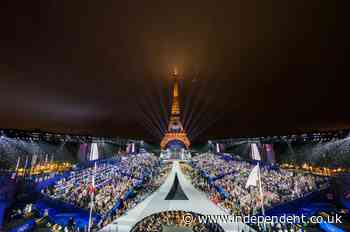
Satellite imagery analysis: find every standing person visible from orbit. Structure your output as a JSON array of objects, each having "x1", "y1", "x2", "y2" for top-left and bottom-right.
[{"x1": 68, "y1": 217, "x2": 75, "y2": 231}]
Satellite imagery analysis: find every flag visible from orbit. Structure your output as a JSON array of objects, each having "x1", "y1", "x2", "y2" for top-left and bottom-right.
[
  {"x1": 216, "y1": 143, "x2": 220, "y2": 153},
  {"x1": 264, "y1": 144, "x2": 276, "y2": 164},
  {"x1": 326, "y1": 193, "x2": 334, "y2": 200},
  {"x1": 11, "y1": 157, "x2": 21, "y2": 180},
  {"x1": 88, "y1": 162, "x2": 97, "y2": 194},
  {"x1": 88, "y1": 181, "x2": 95, "y2": 194},
  {"x1": 31, "y1": 154, "x2": 37, "y2": 167},
  {"x1": 11, "y1": 172, "x2": 17, "y2": 180},
  {"x1": 251, "y1": 143, "x2": 261, "y2": 161},
  {"x1": 90, "y1": 143, "x2": 99, "y2": 161},
  {"x1": 245, "y1": 164, "x2": 260, "y2": 188},
  {"x1": 345, "y1": 191, "x2": 350, "y2": 199},
  {"x1": 131, "y1": 143, "x2": 135, "y2": 153}
]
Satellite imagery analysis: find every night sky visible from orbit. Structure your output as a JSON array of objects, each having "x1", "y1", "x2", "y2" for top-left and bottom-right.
[{"x1": 0, "y1": 0, "x2": 348, "y2": 143}]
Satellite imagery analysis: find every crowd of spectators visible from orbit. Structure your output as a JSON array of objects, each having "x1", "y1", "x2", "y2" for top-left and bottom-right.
[
  {"x1": 131, "y1": 211, "x2": 224, "y2": 232},
  {"x1": 6, "y1": 151, "x2": 335, "y2": 232},
  {"x1": 189, "y1": 153, "x2": 330, "y2": 231},
  {"x1": 44, "y1": 153, "x2": 170, "y2": 231},
  {"x1": 98, "y1": 161, "x2": 172, "y2": 229}
]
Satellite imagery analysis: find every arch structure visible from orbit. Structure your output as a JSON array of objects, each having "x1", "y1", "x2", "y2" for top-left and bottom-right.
[{"x1": 161, "y1": 133, "x2": 190, "y2": 150}]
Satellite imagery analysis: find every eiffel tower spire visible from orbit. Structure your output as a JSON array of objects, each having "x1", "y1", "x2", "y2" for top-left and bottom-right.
[{"x1": 171, "y1": 72, "x2": 180, "y2": 116}]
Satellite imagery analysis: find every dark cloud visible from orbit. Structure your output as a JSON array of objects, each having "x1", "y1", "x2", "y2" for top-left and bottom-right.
[{"x1": 0, "y1": 0, "x2": 349, "y2": 142}]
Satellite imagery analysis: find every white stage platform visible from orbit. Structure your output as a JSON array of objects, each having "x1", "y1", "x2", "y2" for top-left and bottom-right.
[{"x1": 100, "y1": 161, "x2": 254, "y2": 232}]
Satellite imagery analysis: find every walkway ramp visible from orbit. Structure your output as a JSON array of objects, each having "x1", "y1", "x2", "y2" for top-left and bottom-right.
[{"x1": 100, "y1": 161, "x2": 253, "y2": 232}]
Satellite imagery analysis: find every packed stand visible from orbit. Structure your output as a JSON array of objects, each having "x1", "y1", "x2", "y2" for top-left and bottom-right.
[
  {"x1": 43, "y1": 153, "x2": 170, "y2": 231},
  {"x1": 131, "y1": 211, "x2": 224, "y2": 232},
  {"x1": 190, "y1": 153, "x2": 330, "y2": 216},
  {"x1": 98, "y1": 161, "x2": 172, "y2": 229}
]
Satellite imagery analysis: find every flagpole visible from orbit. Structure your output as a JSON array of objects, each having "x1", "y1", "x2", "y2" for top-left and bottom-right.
[
  {"x1": 23, "y1": 156, "x2": 27, "y2": 178},
  {"x1": 257, "y1": 162, "x2": 266, "y2": 231},
  {"x1": 88, "y1": 162, "x2": 96, "y2": 232},
  {"x1": 88, "y1": 196, "x2": 93, "y2": 232}
]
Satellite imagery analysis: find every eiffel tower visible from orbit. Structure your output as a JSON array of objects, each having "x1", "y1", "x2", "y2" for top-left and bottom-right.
[{"x1": 160, "y1": 70, "x2": 190, "y2": 150}]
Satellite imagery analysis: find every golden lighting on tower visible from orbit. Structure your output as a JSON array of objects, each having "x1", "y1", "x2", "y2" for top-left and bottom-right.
[{"x1": 160, "y1": 69, "x2": 190, "y2": 149}]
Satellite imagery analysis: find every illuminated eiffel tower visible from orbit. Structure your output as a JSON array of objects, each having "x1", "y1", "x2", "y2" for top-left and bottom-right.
[{"x1": 160, "y1": 70, "x2": 190, "y2": 150}]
